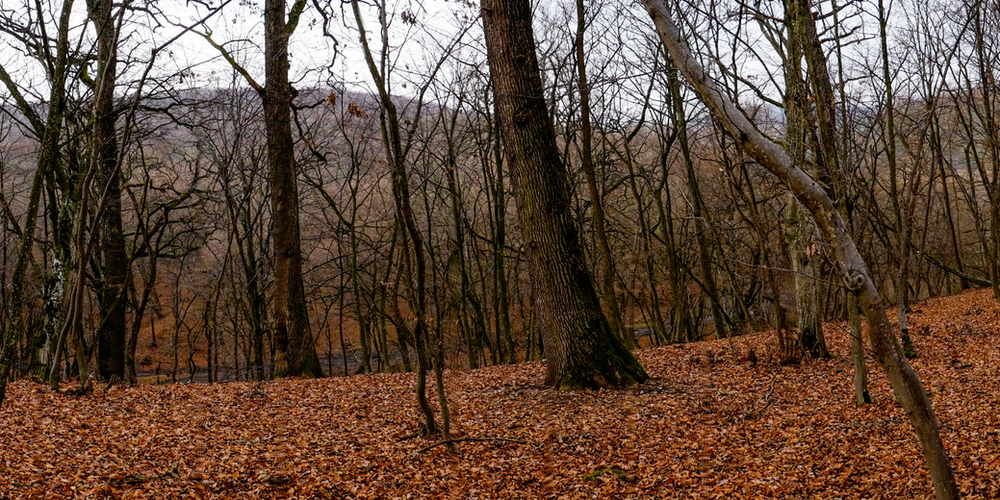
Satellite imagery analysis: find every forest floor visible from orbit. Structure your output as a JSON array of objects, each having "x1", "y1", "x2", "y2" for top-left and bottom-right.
[{"x1": 2, "y1": 289, "x2": 1000, "y2": 499}]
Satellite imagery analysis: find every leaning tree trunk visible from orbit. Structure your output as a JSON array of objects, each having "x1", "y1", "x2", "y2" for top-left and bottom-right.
[
  {"x1": 641, "y1": 1, "x2": 958, "y2": 497},
  {"x1": 482, "y1": 0, "x2": 647, "y2": 389},
  {"x1": 263, "y1": 0, "x2": 322, "y2": 378}
]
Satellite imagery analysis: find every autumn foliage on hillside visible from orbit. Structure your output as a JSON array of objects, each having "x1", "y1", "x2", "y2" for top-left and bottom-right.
[{"x1": 2, "y1": 289, "x2": 999, "y2": 499}]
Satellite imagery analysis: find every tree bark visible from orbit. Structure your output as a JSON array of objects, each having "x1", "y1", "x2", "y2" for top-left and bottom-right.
[
  {"x1": 349, "y1": 0, "x2": 446, "y2": 435},
  {"x1": 87, "y1": 0, "x2": 128, "y2": 382},
  {"x1": 876, "y1": 0, "x2": 916, "y2": 352},
  {"x1": 784, "y1": 0, "x2": 827, "y2": 359},
  {"x1": 263, "y1": 0, "x2": 322, "y2": 378},
  {"x1": 488, "y1": 104, "x2": 516, "y2": 363},
  {"x1": 482, "y1": 0, "x2": 647, "y2": 389},
  {"x1": 641, "y1": 2, "x2": 958, "y2": 497},
  {"x1": 0, "y1": 0, "x2": 75, "y2": 405}
]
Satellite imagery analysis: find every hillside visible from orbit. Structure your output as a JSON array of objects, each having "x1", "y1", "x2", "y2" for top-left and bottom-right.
[{"x1": 1, "y1": 289, "x2": 999, "y2": 499}]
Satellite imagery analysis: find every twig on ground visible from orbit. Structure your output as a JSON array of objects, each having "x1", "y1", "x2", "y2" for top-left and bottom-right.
[{"x1": 744, "y1": 370, "x2": 779, "y2": 420}]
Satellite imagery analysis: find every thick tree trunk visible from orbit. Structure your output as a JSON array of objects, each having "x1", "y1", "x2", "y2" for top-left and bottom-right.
[
  {"x1": 641, "y1": 2, "x2": 958, "y2": 497},
  {"x1": 482, "y1": 0, "x2": 647, "y2": 389},
  {"x1": 88, "y1": 0, "x2": 127, "y2": 382},
  {"x1": 784, "y1": 0, "x2": 827, "y2": 359},
  {"x1": 263, "y1": 0, "x2": 322, "y2": 378},
  {"x1": 788, "y1": 199, "x2": 826, "y2": 357}
]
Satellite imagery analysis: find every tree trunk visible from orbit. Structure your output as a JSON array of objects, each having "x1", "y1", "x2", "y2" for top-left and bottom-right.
[
  {"x1": 876, "y1": 0, "x2": 916, "y2": 353},
  {"x1": 620, "y1": 139, "x2": 668, "y2": 345},
  {"x1": 970, "y1": 6, "x2": 1000, "y2": 300},
  {"x1": 263, "y1": 0, "x2": 322, "y2": 378},
  {"x1": 489, "y1": 105, "x2": 516, "y2": 363},
  {"x1": 930, "y1": 114, "x2": 966, "y2": 291},
  {"x1": 682, "y1": 126, "x2": 728, "y2": 341},
  {"x1": 87, "y1": 0, "x2": 128, "y2": 382},
  {"x1": 349, "y1": 0, "x2": 445, "y2": 434},
  {"x1": 575, "y1": 0, "x2": 632, "y2": 349},
  {"x1": 784, "y1": 0, "x2": 827, "y2": 359},
  {"x1": 482, "y1": 0, "x2": 647, "y2": 389},
  {"x1": 641, "y1": 2, "x2": 958, "y2": 497},
  {"x1": 830, "y1": 0, "x2": 869, "y2": 400},
  {"x1": 0, "y1": 0, "x2": 75, "y2": 406}
]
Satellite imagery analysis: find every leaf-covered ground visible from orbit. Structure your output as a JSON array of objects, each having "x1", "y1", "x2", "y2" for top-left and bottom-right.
[{"x1": 2, "y1": 289, "x2": 1000, "y2": 499}]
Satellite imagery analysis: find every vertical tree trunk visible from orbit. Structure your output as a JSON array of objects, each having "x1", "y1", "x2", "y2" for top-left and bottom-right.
[
  {"x1": 972, "y1": 5, "x2": 1000, "y2": 300},
  {"x1": 263, "y1": 0, "x2": 322, "y2": 378},
  {"x1": 682, "y1": 129, "x2": 728, "y2": 341},
  {"x1": 445, "y1": 115, "x2": 490, "y2": 369},
  {"x1": 876, "y1": 0, "x2": 915, "y2": 349},
  {"x1": 621, "y1": 140, "x2": 668, "y2": 344},
  {"x1": 575, "y1": 0, "x2": 632, "y2": 349},
  {"x1": 0, "y1": 0, "x2": 75, "y2": 406},
  {"x1": 350, "y1": 226, "x2": 372, "y2": 374},
  {"x1": 787, "y1": 198, "x2": 825, "y2": 357},
  {"x1": 349, "y1": 0, "x2": 446, "y2": 435},
  {"x1": 662, "y1": 72, "x2": 695, "y2": 343},
  {"x1": 796, "y1": 0, "x2": 841, "y2": 364},
  {"x1": 785, "y1": 0, "x2": 827, "y2": 358},
  {"x1": 739, "y1": 159, "x2": 793, "y2": 362},
  {"x1": 831, "y1": 0, "x2": 869, "y2": 401},
  {"x1": 641, "y1": 2, "x2": 958, "y2": 497},
  {"x1": 665, "y1": 63, "x2": 731, "y2": 343},
  {"x1": 480, "y1": 100, "x2": 516, "y2": 363},
  {"x1": 87, "y1": 0, "x2": 127, "y2": 382},
  {"x1": 482, "y1": 0, "x2": 647, "y2": 389},
  {"x1": 655, "y1": 153, "x2": 689, "y2": 344}
]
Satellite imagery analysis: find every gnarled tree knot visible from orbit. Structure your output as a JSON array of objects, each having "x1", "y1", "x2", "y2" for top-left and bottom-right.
[{"x1": 845, "y1": 270, "x2": 866, "y2": 292}]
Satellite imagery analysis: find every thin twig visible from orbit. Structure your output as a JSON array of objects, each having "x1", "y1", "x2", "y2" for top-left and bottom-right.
[{"x1": 744, "y1": 370, "x2": 780, "y2": 420}]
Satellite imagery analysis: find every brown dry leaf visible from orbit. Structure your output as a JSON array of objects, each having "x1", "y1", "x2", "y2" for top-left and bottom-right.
[{"x1": 1, "y1": 289, "x2": 999, "y2": 498}]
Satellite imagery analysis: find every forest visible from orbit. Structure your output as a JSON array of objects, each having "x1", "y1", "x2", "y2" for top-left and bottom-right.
[{"x1": 0, "y1": 0, "x2": 998, "y2": 497}]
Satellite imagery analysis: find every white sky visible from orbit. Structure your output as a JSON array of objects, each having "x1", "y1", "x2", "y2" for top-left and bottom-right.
[
  {"x1": 0, "y1": 0, "x2": 978, "y2": 126},
  {"x1": 0, "y1": 0, "x2": 477, "y2": 104}
]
